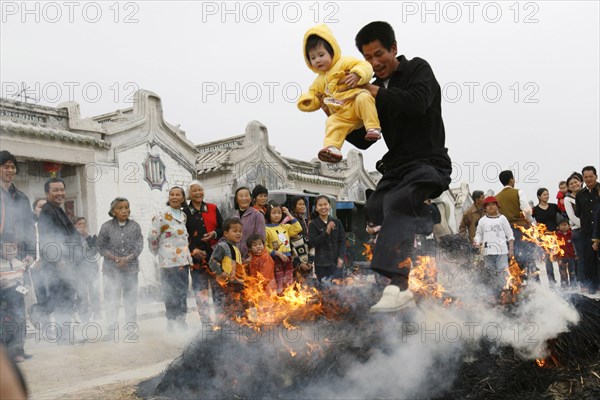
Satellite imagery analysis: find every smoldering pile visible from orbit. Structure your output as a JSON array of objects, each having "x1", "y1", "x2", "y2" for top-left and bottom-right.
[
  {"x1": 138, "y1": 279, "x2": 600, "y2": 400},
  {"x1": 447, "y1": 294, "x2": 600, "y2": 400}
]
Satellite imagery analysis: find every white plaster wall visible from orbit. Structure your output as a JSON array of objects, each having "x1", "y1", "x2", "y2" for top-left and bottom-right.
[{"x1": 93, "y1": 143, "x2": 193, "y2": 287}]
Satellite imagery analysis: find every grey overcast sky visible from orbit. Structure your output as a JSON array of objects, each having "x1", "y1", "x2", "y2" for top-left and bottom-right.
[{"x1": 1, "y1": 0, "x2": 599, "y2": 203}]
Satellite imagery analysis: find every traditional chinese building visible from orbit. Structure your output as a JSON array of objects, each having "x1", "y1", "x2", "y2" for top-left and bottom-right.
[
  {"x1": 1, "y1": 88, "x2": 472, "y2": 288},
  {"x1": 0, "y1": 90, "x2": 197, "y2": 286},
  {"x1": 195, "y1": 120, "x2": 378, "y2": 217}
]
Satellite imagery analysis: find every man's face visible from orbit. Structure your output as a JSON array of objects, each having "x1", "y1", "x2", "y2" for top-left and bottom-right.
[
  {"x1": 583, "y1": 170, "x2": 597, "y2": 188},
  {"x1": 474, "y1": 195, "x2": 485, "y2": 208},
  {"x1": 46, "y1": 181, "x2": 66, "y2": 206},
  {"x1": 0, "y1": 161, "x2": 17, "y2": 185},
  {"x1": 361, "y1": 40, "x2": 398, "y2": 80}
]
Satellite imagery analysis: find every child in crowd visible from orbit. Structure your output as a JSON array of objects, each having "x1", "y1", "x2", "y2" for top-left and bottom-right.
[
  {"x1": 208, "y1": 218, "x2": 245, "y2": 316},
  {"x1": 556, "y1": 181, "x2": 568, "y2": 218},
  {"x1": 297, "y1": 24, "x2": 381, "y2": 163},
  {"x1": 474, "y1": 196, "x2": 515, "y2": 292},
  {"x1": 556, "y1": 218, "x2": 577, "y2": 288},
  {"x1": 265, "y1": 202, "x2": 303, "y2": 294},
  {"x1": 246, "y1": 234, "x2": 276, "y2": 294}
]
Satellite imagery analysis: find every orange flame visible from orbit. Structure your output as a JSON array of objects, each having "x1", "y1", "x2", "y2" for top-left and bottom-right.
[
  {"x1": 501, "y1": 257, "x2": 527, "y2": 304},
  {"x1": 517, "y1": 223, "x2": 565, "y2": 261},
  {"x1": 362, "y1": 243, "x2": 373, "y2": 261},
  {"x1": 408, "y1": 256, "x2": 448, "y2": 301},
  {"x1": 536, "y1": 358, "x2": 546, "y2": 368}
]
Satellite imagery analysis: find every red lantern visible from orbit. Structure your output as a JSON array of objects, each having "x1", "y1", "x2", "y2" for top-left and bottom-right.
[{"x1": 43, "y1": 162, "x2": 62, "y2": 177}]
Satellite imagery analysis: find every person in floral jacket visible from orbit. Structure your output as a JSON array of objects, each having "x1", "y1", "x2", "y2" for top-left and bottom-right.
[{"x1": 148, "y1": 186, "x2": 193, "y2": 331}]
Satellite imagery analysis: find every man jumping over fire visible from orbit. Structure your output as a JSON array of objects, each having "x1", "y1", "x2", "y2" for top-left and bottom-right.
[{"x1": 345, "y1": 21, "x2": 452, "y2": 313}]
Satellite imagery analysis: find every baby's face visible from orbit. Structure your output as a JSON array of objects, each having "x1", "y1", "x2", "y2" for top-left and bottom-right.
[
  {"x1": 250, "y1": 240, "x2": 264, "y2": 255},
  {"x1": 559, "y1": 184, "x2": 568, "y2": 194},
  {"x1": 308, "y1": 43, "x2": 333, "y2": 72}
]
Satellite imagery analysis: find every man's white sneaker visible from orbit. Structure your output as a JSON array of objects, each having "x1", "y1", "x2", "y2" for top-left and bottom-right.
[{"x1": 370, "y1": 285, "x2": 415, "y2": 313}]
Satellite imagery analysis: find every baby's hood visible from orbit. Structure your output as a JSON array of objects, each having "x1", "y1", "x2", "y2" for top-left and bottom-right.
[{"x1": 302, "y1": 24, "x2": 341, "y2": 73}]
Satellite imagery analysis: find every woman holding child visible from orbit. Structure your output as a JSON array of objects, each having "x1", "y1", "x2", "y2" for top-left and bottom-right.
[{"x1": 148, "y1": 186, "x2": 192, "y2": 331}]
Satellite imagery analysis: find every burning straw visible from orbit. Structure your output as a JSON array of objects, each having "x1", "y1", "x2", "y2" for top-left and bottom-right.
[{"x1": 140, "y1": 236, "x2": 598, "y2": 399}]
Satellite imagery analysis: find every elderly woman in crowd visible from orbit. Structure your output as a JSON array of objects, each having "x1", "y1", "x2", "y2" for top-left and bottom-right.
[
  {"x1": 233, "y1": 187, "x2": 266, "y2": 259},
  {"x1": 183, "y1": 180, "x2": 223, "y2": 322},
  {"x1": 97, "y1": 197, "x2": 143, "y2": 329},
  {"x1": 148, "y1": 186, "x2": 193, "y2": 331}
]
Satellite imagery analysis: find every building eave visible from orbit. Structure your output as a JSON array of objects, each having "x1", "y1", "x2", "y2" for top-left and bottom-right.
[{"x1": 1, "y1": 120, "x2": 111, "y2": 149}]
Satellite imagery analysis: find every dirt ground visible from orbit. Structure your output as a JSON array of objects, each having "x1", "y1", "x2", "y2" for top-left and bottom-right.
[{"x1": 18, "y1": 303, "x2": 202, "y2": 400}]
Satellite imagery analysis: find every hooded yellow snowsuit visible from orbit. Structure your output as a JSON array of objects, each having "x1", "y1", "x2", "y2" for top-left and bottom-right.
[{"x1": 297, "y1": 24, "x2": 380, "y2": 150}]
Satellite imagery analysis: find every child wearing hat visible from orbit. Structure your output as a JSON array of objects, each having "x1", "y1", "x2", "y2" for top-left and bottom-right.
[{"x1": 473, "y1": 196, "x2": 515, "y2": 291}]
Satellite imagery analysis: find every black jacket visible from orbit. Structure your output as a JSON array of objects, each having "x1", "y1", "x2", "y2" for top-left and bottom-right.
[
  {"x1": 38, "y1": 202, "x2": 82, "y2": 267},
  {"x1": 309, "y1": 216, "x2": 345, "y2": 267},
  {"x1": 575, "y1": 183, "x2": 600, "y2": 235},
  {"x1": 346, "y1": 55, "x2": 451, "y2": 172},
  {"x1": 0, "y1": 184, "x2": 35, "y2": 259}
]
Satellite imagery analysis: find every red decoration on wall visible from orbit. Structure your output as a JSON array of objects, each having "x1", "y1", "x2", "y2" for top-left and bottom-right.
[{"x1": 43, "y1": 162, "x2": 62, "y2": 177}]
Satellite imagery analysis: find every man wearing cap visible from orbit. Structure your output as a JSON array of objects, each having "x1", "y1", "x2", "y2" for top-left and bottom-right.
[{"x1": 474, "y1": 196, "x2": 514, "y2": 291}]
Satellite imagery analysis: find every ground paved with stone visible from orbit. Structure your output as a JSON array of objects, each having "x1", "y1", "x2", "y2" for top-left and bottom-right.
[
  {"x1": 17, "y1": 263, "x2": 600, "y2": 399},
  {"x1": 18, "y1": 301, "x2": 202, "y2": 400}
]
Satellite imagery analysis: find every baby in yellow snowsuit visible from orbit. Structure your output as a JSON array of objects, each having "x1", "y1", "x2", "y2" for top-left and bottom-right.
[{"x1": 297, "y1": 24, "x2": 381, "y2": 163}]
